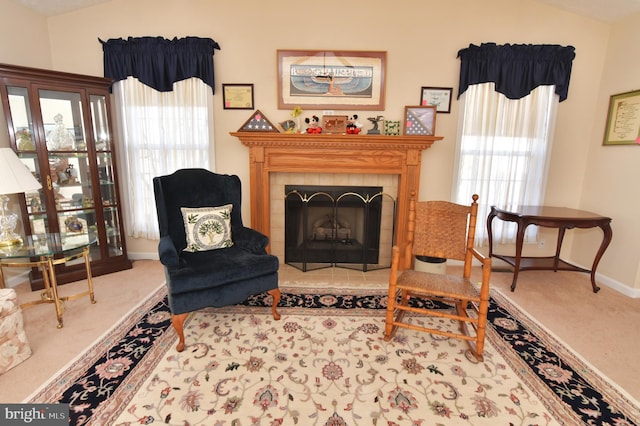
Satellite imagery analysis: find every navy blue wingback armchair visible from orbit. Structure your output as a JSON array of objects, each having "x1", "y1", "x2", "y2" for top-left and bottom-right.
[{"x1": 153, "y1": 169, "x2": 281, "y2": 351}]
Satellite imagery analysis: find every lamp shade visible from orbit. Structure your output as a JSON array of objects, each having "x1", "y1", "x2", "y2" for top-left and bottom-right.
[{"x1": 0, "y1": 148, "x2": 42, "y2": 195}]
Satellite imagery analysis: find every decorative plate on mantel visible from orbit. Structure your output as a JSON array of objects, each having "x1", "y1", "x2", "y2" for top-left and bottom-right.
[{"x1": 237, "y1": 109, "x2": 279, "y2": 132}]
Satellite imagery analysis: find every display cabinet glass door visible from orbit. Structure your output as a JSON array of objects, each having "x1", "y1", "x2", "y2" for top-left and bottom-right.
[
  {"x1": 91, "y1": 94, "x2": 124, "y2": 257},
  {"x1": 6, "y1": 85, "x2": 48, "y2": 237},
  {"x1": 1, "y1": 65, "x2": 131, "y2": 289},
  {"x1": 39, "y1": 89, "x2": 100, "y2": 266}
]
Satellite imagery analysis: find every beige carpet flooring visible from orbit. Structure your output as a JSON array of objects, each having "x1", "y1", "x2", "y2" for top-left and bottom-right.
[{"x1": 1, "y1": 259, "x2": 639, "y2": 405}]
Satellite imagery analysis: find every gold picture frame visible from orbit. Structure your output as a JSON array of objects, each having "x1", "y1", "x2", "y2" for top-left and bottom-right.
[
  {"x1": 603, "y1": 89, "x2": 640, "y2": 146},
  {"x1": 277, "y1": 50, "x2": 386, "y2": 110},
  {"x1": 223, "y1": 83, "x2": 254, "y2": 110},
  {"x1": 404, "y1": 106, "x2": 436, "y2": 136}
]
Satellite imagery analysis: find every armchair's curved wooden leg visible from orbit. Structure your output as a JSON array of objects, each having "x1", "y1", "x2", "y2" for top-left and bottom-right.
[
  {"x1": 268, "y1": 288, "x2": 281, "y2": 320},
  {"x1": 171, "y1": 313, "x2": 189, "y2": 352}
]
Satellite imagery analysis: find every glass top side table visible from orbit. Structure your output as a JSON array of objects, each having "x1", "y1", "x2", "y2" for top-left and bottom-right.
[{"x1": 0, "y1": 233, "x2": 97, "y2": 328}]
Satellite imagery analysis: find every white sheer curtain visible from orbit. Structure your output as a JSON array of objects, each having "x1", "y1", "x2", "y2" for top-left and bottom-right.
[
  {"x1": 113, "y1": 77, "x2": 214, "y2": 239},
  {"x1": 452, "y1": 83, "x2": 558, "y2": 245}
]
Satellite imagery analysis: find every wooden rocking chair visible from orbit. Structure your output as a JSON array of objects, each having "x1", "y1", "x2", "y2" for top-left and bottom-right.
[{"x1": 384, "y1": 194, "x2": 491, "y2": 361}]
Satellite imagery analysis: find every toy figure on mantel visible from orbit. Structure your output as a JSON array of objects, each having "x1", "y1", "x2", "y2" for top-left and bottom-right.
[
  {"x1": 304, "y1": 115, "x2": 322, "y2": 134},
  {"x1": 346, "y1": 114, "x2": 363, "y2": 134},
  {"x1": 367, "y1": 115, "x2": 384, "y2": 135}
]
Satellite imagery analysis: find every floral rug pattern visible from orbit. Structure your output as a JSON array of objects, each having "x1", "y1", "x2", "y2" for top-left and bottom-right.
[{"x1": 28, "y1": 286, "x2": 639, "y2": 425}]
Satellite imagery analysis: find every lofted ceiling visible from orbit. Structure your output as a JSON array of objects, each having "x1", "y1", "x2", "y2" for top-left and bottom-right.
[
  {"x1": 12, "y1": 0, "x2": 110, "y2": 16},
  {"x1": 10, "y1": 0, "x2": 640, "y2": 22},
  {"x1": 533, "y1": 0, "x2": 640, "y2": 22}
]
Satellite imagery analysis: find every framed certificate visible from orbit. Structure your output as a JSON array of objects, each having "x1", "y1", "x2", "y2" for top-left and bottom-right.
[
  {"x1": 603, "y1": 89, "x2": 640, "y2": 145},
  {"x1": 223, "y1": 84, "x2": 254, "y2": 110},
  {"x1": 420, "y1": 86, "x2": 453, "y2": 113}
]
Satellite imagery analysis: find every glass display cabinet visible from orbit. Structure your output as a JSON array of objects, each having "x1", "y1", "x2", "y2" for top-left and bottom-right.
[{"x1": 0, "y1": 63, "x2": 131, "y2": 290}]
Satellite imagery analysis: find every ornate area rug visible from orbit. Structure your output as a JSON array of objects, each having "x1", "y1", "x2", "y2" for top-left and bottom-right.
[{"x1": 27, "y1": 285, "x2": 639, "y2": 425}]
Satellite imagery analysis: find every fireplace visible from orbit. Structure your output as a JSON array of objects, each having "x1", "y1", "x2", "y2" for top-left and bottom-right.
[
  {"x1": 232, "y1": 132, "x2": 442, "y2": 268},
  {"x1": 284, "y1": 185, "x2": 395, "y2": 271}
]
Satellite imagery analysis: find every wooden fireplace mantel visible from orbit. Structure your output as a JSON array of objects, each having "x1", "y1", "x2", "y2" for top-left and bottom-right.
[{"x1": 231, "y1": 132, "x2": 443, "y2": 266}]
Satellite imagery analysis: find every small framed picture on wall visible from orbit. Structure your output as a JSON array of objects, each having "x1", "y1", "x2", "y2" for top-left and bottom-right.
[
  {"x1": 223, "y1": 84, "x2": 254, "y2": 110},
  {"x1": 420, "y1": 87, "x2": 453, "y2": 113},
  {"x1": 602, "y1": 89, "x2": 640, "y2": 145}
]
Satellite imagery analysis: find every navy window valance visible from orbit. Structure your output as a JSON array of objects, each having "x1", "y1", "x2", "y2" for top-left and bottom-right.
[
  {"x1": 100, "y1": 36, "x2": 221, "y2": 93},
  {"x1": 457, "y1": 43, "x2": 576, "y2": 102}
]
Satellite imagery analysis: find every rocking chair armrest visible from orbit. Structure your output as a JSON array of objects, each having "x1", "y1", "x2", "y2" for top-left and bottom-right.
[
  {"x1": 158, "y1": 235, "x2": 180, "y2": 267},
  {"x1": 471, "y1": 247, "x2": 492, "y2": 269}
]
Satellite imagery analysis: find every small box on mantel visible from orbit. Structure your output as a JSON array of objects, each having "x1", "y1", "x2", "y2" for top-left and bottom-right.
[{"x1": 384, "y1": 120, "x2": 401, "y2": 136}]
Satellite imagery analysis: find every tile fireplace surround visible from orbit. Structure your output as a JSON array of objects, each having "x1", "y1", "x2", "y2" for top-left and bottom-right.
[{"x1": 232, "y1": 132, "x2": 443, "y2": 268}]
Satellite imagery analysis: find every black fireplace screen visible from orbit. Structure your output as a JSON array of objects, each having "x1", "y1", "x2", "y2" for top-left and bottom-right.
[{"x1": 284, "y1": 185, "x2": 396, "y2": 272}]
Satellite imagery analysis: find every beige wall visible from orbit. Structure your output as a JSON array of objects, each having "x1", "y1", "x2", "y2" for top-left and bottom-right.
[
  {"x1": 0, "y1": 0, "x2": 52, "y2": 148},
  {"x1": 579, "y1": 12, "x2": 640, "y2": 290},
  {"x1": 1, "y1": 0, "x2": 638, "y2": 293}
]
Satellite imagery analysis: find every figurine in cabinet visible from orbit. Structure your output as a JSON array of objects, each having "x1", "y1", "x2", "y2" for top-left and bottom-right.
[
  {"x1": 47, "y1": 113, "x2": 75, "y2": 150},
  {"x1": 49, "y1": 158, "x2": 77, "y2": 186}
]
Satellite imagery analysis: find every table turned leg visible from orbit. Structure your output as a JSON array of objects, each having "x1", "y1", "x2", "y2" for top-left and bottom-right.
[
  {"x1": 486, "y1": 209, "x2": 496, "y2": 258},
  {"x1": 510, "y1": 221, "x2": 528, "y2": 292},
  {"x1": 589, "y1": 221, "x2": 613, "y2": 293},
  {"x1": 553, "y1": 226, "x2": 568, "y2": 271}
]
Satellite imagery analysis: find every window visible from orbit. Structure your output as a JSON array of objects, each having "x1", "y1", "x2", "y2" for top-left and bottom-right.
[
  {"x1": 453, "y1": 83, "x2": 558, "y2": 245},
  {"x1": 113, "y1": 77, "x2": 213, "y2": 239}
]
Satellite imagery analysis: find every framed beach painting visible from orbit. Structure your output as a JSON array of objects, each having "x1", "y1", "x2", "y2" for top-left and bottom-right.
[{"x1": 277, "y1": 50, "x2": 386, "y2": 110}]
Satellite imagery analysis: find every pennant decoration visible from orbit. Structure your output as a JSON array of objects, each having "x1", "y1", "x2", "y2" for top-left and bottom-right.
[{"x1": 238, "y1": 110, "x2": 279, "y2": 132}]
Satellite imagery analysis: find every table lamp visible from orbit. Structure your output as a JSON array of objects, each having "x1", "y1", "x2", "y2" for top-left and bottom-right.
[{"x1": 0, "y1": 148, "x2": 42, "y2": 247}]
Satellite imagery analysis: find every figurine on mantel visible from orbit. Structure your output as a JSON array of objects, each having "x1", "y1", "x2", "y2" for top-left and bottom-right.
[
  {"x1": 346, "y1": 114, "x2": 363, "y2": 134},
  {"x1": 279, "y1": 120, "x2": 296, "y2": 133},
  {"x1": 367, "y1": 116, "x2": 384, "y2": 135},
  {"x1": 304, "y1": 115, "x2": 322, "y2": 134}
]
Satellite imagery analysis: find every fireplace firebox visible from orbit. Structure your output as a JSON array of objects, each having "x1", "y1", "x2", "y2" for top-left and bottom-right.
[{"x1": 285, "y1": 185, "x2": 396, "y2": 272}]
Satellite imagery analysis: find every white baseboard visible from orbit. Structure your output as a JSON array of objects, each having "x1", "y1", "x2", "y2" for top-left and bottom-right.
[
  {"x1": 127, "y1": 251, "x2": 159, "y2": 260},
  {"x1": 465, "y1": 258, "x2": 639, "y2": 298},
  {"x1": 594, "y1": 272, "x2": 640, "y2": 298},
  {"x1": 558, "y1": 259, "x2": 640, "y2": 298}
]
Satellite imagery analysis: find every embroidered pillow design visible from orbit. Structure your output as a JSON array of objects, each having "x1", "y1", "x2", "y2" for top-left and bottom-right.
[{"x1": 181, "y1": 205, "x2": 233, "y2": 252}]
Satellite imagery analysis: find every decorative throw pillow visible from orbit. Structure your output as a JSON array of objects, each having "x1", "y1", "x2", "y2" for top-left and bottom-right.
[{"x1": 181, "y1": 205, "x2": 234, "y2": 252}]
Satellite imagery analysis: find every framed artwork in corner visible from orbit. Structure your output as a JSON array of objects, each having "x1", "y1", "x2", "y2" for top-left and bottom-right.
[
  {"x1": 602, "y1": 89, "x2": 640, "y2": 146},
  {"x1": 420, "y1": 87, "x2": 453, "y2": 113},
  {"x1": 404, "y1": 106, "x2": 437, "y2": 136},
  {"x1": 223, "y1": 84, "x2": 254, "y2": 110},
  {"x1": 277, "y1": 49, "x2": 386, "y2": 110}
]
